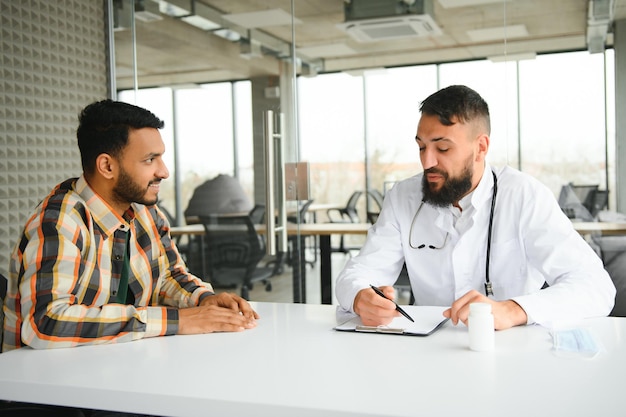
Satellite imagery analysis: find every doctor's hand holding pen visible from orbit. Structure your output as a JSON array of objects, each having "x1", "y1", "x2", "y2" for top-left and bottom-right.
[{"x1": 353, "y1": 285, "x2": 403, "y2": 326}]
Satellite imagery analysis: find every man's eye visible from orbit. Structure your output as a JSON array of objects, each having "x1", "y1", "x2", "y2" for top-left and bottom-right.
[{"x1": 438, "y1": 148, "x2": 449, "y2": 152}]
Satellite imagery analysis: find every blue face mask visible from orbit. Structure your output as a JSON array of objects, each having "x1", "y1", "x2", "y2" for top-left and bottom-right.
[{"x1": 550, "y1": 328, "x2": 601, "y2": 358}]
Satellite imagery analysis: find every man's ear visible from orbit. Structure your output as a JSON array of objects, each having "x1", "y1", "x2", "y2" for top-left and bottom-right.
[
  {"x1": 476, "y1": 133, "x2": 490, "y2": 162},
  {"x1": 95, "y1": 153, "x2": 117, "y2": 180}
]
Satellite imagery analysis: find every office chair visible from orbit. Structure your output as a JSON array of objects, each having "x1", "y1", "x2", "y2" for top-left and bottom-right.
[
  {"x1": 327, "y1": 190, "x2": 363, "y2": 254},
  {"x1": 248, "y1": 204, "x2": 266, "y2": 224},
  {"x1": 366, "y1": 189, "x2": 384, "y2": 225},
  {"x1": 558, "y1": 184, "x2": 595, "y2": 221},
  {"x1": 199, "y1": 214, "x2": 275, "y2": 300},
  {"x1": 590, "y1": 190, "x2": 609, "y2": 218}
]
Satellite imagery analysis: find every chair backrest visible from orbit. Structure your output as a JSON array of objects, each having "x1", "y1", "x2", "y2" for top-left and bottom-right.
[
  {"x1": 343, "y1": 191, "x2": 363, "y2": 222},
  {"x1": 367, "y1": 211, "x2": 379, "y2": 224},
  {"x1": 288, "y1": 199, "x2": 314, "y2": 224},
  {"x1": 199, "y1": 214, "x2": 265, "y2": 275},
  {"x1": 591, "y1": 190, "x2": 609, "y2": 218},
  {"x1": 248, "y1": 204, "x2": 266, "y2": 224},
  {"x1": 366, "y1": 189, "x2": 384, "y2": 223},
  {"x1": 558, "y1": 183, "x2": 594, "y2": 221},
  {"x1": 568, "y1": 184, "x2": 599, "y2": 214},
  {"x1": 367, "y1": 189, "x2": 384, "y2": 211}
]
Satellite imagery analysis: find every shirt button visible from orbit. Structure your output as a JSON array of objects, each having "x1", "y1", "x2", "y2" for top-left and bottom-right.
[
  {"x1": 112, "y1": 290, "x2": 117, "y2": 295},
  {"x1": 115, "y1": 255, "x2": 122, "y2": 260}
]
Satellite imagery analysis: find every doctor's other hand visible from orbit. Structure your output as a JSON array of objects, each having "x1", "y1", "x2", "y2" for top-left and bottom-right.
[
  {"x1": 353, "y1": 285, "x2": 399, "y2": 326},
  {"x1": 442, "y1": 290, "x2": 528, "y2": 330}
]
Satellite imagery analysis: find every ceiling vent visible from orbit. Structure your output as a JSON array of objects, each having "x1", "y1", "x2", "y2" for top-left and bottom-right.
[
  {"x1": 586, "y1": 0, "x2": 615, "y2": 53},
  {"x1": 337, "y1": 0, "x2": 441, "y2": 42}
]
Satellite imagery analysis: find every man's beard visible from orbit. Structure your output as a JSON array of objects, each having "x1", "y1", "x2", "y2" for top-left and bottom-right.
[
  {"x1": 421, "y1": 158, "x2": 473, "y2": 207},
  {"x1": 113, "y1": 166, "x2": 160, "y2": 207}
]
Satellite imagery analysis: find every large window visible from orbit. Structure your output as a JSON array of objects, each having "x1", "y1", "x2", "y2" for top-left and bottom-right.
[
  {"x1": 297, "y1": 72, "x2": 365, "y2": 219},
  {"x1": 439, "y1": 59, "x2": 520, "y2": 169},
  {"x1": 121, "y1": 50, "x2": 615, "y2": 222},
  {"x1": 297, "y1": 50, "x2": 614, "y2": 212},
  {"x1": 363, "y1": 66, "x2": 437, "y2": 195},
  {"x1": 518, "y1": 51, "x2": 610, "y2": 195}
]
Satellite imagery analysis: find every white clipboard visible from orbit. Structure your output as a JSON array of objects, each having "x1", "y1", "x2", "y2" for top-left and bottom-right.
[{"x1": 334, "y1": 306, "x2": 449, "y2": 336}]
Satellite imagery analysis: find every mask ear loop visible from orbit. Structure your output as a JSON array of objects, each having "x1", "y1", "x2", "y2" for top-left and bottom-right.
[{"x1": 484, "y1": 170, "x2": 498, "y2": 297}]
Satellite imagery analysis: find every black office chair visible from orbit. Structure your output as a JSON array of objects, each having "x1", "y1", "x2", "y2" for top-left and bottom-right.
[
  {"x1": 366, "y1": 189, "x2": 384, "y2": 225},
  {"x1": 327, "y1": 191, "x2": 363, "y2": 254},
  {"x1": 590, "y1": 190, "x2": 609, "y2": 218},
  {"x1": 199, "y1": 214, "x2": 275, "y2": 300},
  {"x1": 248, "y1": 204, "x2": 266, "y2": 224}
]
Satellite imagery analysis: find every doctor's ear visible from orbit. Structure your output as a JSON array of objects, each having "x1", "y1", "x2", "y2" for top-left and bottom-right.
[
  {"x1": 95, "y1": 153, "x2": 117, "y2": 180},
  {"x1": 476, "y1": 134, "x2": 489, "y2": 160}
]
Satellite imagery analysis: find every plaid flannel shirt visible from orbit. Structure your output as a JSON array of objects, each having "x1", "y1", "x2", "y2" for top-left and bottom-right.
[{"x1": 2, "y1": 175, "x2": 214, "y2": 351}]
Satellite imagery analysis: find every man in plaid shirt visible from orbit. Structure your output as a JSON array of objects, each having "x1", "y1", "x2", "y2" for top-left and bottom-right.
[{"x1": 3, "y1": 99, "x2": 258, "y2": 352}]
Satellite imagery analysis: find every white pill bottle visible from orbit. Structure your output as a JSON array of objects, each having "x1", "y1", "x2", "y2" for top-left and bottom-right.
[{"x1": 468, "y1": 302, "x2": 495, "y2": 352}]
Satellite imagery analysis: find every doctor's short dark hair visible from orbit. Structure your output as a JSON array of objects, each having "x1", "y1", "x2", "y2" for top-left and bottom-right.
[
  {"x1": 420, "y1": 85, "x2": 491, "y2": 134},
  {"x1": 76, "y1": 99, "x2": 165, "y2": 175}
]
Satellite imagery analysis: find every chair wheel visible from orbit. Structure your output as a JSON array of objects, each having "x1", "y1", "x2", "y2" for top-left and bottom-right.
[{"x1": 265, "y1": 282, "x2": 272, "y2": 291}]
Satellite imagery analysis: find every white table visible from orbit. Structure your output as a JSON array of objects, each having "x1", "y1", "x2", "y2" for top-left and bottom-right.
[{"x1": 1, "y1": 302, "x2": 624, "y2": 417}]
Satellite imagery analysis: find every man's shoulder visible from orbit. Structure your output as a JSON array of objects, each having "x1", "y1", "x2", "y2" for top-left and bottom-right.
[
  {"x1": 493, "y1": 165, "x2": 554, "y2": 201},
  {"x1": 39, "y1": 177, "x2": 86, "y2": 214},
  {"x1": 495, "y1": 165, "x2": 546, "y2": 187}
]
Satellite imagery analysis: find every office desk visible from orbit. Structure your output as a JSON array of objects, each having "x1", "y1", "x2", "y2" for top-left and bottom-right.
[
  {"x1": 0, "y1": 302, "x2": 624, "y2": 417},
  {"x1": 171, "y1": 221, "x2": 626, "y2": 305},
  {"x1": 572, "y1": 221, "x2": 626, "y2": 236},
  {"x1": 171, "y1": 223, "x2": 370, "y2": 305}
]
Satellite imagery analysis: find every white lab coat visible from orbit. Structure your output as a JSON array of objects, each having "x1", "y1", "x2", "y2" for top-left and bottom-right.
[{"x1": 335, "y1": 164, "x2": 616, "y2": 325}]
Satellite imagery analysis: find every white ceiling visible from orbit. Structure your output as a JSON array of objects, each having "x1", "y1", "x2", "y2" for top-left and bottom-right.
[{"x1": 114, "y1": 0, "x2": 626, "y2": 89}]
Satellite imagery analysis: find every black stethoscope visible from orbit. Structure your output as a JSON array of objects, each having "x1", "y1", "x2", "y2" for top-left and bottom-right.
[
  {"x1": 411, "y1": 170, "x2": 498, "y2": 297},
  {"x1": 484, "y1": 170, "x2": 498, "y2": 297}
]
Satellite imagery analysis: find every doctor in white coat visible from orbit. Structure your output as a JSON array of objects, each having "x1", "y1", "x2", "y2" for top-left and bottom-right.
[{"x1": 335, "y1": 85, "x2": 615, "y2": 330}]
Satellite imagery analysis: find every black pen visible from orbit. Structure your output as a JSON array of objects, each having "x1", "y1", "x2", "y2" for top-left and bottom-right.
[{"x1": 369, "y1": 284, "x2": 414, "y2": 322}]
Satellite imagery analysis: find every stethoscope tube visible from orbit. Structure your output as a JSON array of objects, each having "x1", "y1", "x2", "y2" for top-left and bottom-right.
[{"x1": 484, "y1": 170, "x2": 498, "y2": 297}]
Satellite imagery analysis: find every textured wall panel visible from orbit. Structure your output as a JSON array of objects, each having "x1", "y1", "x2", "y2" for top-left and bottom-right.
[{"x1": 0, "y1": 0, "x2": 107, "y2": 276}]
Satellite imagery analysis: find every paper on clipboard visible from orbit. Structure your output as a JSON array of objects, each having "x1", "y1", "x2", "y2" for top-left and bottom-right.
[{"x1": 334, "y1": 306, "x2": 449, "y2": 336}]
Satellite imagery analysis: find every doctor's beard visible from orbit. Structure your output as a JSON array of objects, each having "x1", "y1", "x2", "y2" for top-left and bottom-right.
[{"x1": 421, "y1": 157, "x2": 473, "y2": 208}]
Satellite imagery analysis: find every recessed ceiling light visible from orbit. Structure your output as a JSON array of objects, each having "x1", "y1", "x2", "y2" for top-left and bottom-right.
[
  {"x1": 488, "y1": 52, "x2": 536, "y2": 62},
  {"x1": 222, "y1": 9, "x2": 302, "y2": 29},
  {"x1": 298, "y1": 44, "x2": 357, "y2": 58},
  {"x1": 467, "y1": 24, "x2": 528, "y2": 42},
  {"x1": 438, "y1": 0, "x2": 512, "y2": 8}
]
